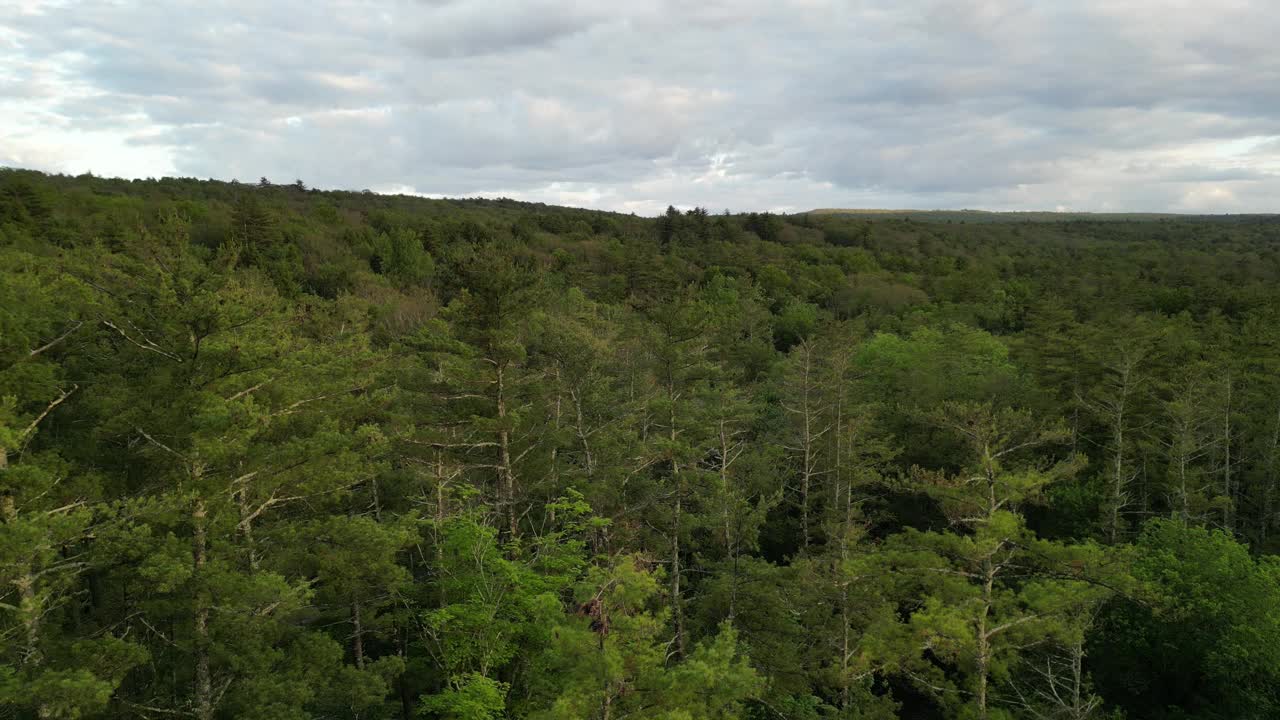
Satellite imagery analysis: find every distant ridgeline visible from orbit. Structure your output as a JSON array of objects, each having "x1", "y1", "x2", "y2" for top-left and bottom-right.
[
  {"x1": 4, "y1": 166, "x2": 1280, "y2": 720},
  {"x1": 809, "y1": 207, "x2": 1280, "y2": 223}
]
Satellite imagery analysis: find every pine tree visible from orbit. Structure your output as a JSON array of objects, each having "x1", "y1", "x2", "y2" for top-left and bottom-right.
[
  {"x1": 634, "y1": 294, "x2": 718, "y2": 658},
  {"x1": 886, "y1": 403, "x2": 1105, "y2": 720},
  {"x1": 1077, "y1": 320, "x2": 1158, "y2": 543},
  {"x1": 528, "y1": 555, "x2": 761, "y2": 720}
]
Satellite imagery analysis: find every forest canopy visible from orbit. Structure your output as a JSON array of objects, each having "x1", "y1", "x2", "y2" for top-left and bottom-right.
[{"x1": 4, "y1": 168, "x2": 1280, "y2": 719}]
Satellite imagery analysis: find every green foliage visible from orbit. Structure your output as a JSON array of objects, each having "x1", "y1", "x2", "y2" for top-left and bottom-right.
[
  {"x1": 1091, "y1": 520, "x2": 1280, "y2": 719},
  {"x1": 4, "y1": 168, "x2": 1280, "y2": 720},
  {"x1": 421, "y1": 673, "x2": 509, "y2": 720},
  {"x1": 877, "y1": 403, "x2": 1104, "y2": 719},
  {"x1": 528, "y1": 557, "x2": 761, "y2": 720}
]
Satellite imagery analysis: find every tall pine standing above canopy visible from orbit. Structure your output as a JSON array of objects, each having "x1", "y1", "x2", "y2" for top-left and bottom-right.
[{"x1": 884, "y1": 403, "x2": 1110, "y2": 720}]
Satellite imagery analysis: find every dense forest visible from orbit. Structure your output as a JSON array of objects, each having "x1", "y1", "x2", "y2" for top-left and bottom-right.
[{"x1": 5, "y1": 167, "x2": 1280, "y2": 720}]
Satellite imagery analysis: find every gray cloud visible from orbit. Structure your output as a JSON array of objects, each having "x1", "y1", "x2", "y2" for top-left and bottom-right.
[
  {"x1": 3, "y1": 0, "x2": 1280, "y2": 213},
  {"x1": 397, "y1": 0, "x2": 611, "y2": 58}
]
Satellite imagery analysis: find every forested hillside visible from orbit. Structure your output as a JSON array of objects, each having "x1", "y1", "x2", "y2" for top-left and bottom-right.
[{"x1": 5, "y1": 167, "x2": 1280, "y2": 720}]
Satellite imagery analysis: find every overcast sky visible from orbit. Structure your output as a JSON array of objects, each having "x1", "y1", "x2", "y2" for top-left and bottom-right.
[{"x1": 3, "y1": 1, "x2": 1279, "y2": 214}]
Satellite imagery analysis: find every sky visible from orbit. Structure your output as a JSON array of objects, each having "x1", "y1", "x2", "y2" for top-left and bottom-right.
[{"x1": 2, "y1": 1, "x2": 1279, "y2": 215}]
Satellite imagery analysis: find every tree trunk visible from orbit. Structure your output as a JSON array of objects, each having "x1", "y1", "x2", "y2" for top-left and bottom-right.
[
  {"x1": 1222, "y1": 372, "x2": 1234, "y2": 533},
  {"x1": 800, "y1": 346, "x2": 814, "y2": 549},
  {"x1": 2, "y1": 493, "x2": 43, "y2": 670},
  {"x1": 550, "y1": 369, "x2": 562, "y2": 486},
  {"x1": 1070, "y1": 639, "x2": 1086, "y2": 720},
  {"x1": 352, "y1": 598, "x2": 365, "y2": 670},
  {"x1": 717, "y1": 417, "x2": 738, "y2": 621},
  {"x1": 434, "y1": 446, "x2": 449, "y2": 605},
  {"x1": 572, "y1": 390, "x2": 595, "y2": 480},
  {"x1": 1177, "y1": 451, "x2": 1190, "y2": 524},
  {"x1": 833, "y1": 379, "x2": 851, "y2": 710},
  {"x1": 193, "y1": 493, "x2": 213, "y2": 720},
  {"x1": 976, "y1": 562, "x2": 994, "y2": 720},
  {"x1": 669, "y1": 388, "x2": 686, "y2": 659},
  {"x1": 235, "y1": 488, "x2": 260, "y2": 571},
  {"x1": 495, "y1": 364, "x2": 518, "y2": 539},
  {"x1": 1107, "y1": 368, "x2": 1130, "y2": 544},
  {"x1": 1264, "y1": 402, "x2": 1280, "y2": 542},
  {"x1": 975, "y1": 458, "x2": 1002, "y2": 720}
]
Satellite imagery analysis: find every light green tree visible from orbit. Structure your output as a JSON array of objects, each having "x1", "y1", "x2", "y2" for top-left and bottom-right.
[
  {"x1": 529, "y1": 555, "x2": 761, "y2": 720},
  {"x1": 886, "y1": 403, "x2": 1107, "y2": 720}
]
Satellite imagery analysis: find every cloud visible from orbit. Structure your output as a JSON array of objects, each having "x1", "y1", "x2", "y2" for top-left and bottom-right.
[
  {"x1": 397, "y1": 0, "x2": 612, "y2": 58},
  {"x1": 3, "y1": 0, "x2": 1280, "y2": 212}
]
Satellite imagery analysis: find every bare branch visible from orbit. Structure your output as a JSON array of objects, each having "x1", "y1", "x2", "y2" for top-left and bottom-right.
[
  {"x1": 102, "y1": 320, "x2": 183, "y2": 362},
  {"x1": 28, "y1": 320, "x2": 84, "y2": 359},
  {"x1": 17, "y1": 385, "x2": 78, "y2": 450},
  {"x1": 986, "y1": 613, "x2": 1040, "y2": 639},
  {"x1": 403, "y1": 439, "x2": 501, "y2": 449},
  {"x1": 268, "y1": 386, "x2": 366, "y2": 417},
  {"x1": 226, "y1": 380, "x2": 270, "y2": 402},
  {"x1": 135, "y1": 426, "x2": 186, "y2": 461}
]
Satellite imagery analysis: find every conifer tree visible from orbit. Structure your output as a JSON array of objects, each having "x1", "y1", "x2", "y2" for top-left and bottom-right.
[{"x1": 886, "y1": 403, "x2": 1105, "y2": 720}]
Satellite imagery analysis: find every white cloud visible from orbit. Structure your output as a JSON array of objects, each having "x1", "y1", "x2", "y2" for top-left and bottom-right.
[{"x1": 3, "y1": 0, "x2": 1280, "y2": 212}]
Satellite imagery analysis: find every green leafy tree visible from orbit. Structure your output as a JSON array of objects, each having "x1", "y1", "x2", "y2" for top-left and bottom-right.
[
  {"x1": 0, "y1": 243, "x2": 145, "y2": 719},
  {"x1": 75, "y1": 216, "x2": 387, "y2": 719},
  {"x1": 885, "y1": 403, "x2": 1105, "y2": 720},
  {"x1": 1091, "y1": 520, "x2": 1280, "y2": 719},
  {"x1": 633, "y1": 294, "x2": 720, "y2": 658},
  {"x1": 529, "y1": 555, "x2": 761, "y2": 720},
  {"x1": 1076, "y1": 319, "x2": 1159, "y2": 543}
]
